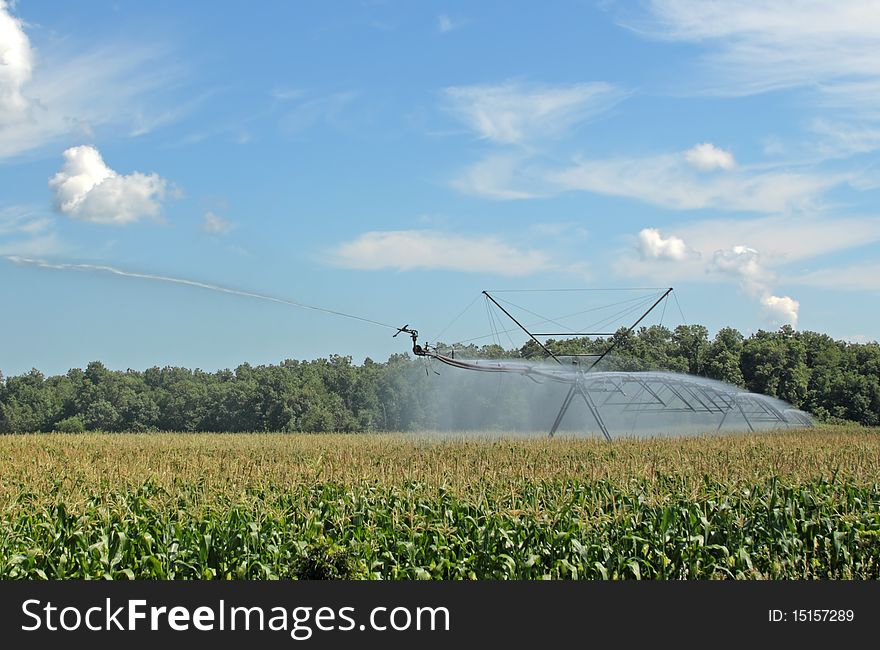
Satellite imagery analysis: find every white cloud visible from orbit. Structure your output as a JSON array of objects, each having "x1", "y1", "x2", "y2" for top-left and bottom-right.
[
  {"x1": 202, "y1": 211, "x2": 233, "y2": 235},
  {"x1": 709, "y1": 245, "x2": 762, "y2": 281},
  {"x1": 0, "y1": 2, "x2": 184, "y2": 159},
  {"x1": 0, "y1": 232, "x2": 63, "y2": 257},
  {"x1": 328, "y1": 230, "x2": 564, "y2": 276},
  {"x1": 456, "y1": 144, "x2": 847, "y2": 209},
  {"x1": 707, "y1": 244, "x2": 798, "y2": 327},
  {"x1": 455, "y1": 135, "x2": 846, "y2": 209},
  {"x1": 549, "y1": 153, "x2": 838, "y2": 213},
  {"x1": 443, "y1": 81, "x2": 625, "y2": 145},
  {"x1": 807, "y1": 118, "x2": 880, "y2": 158},
  {"x1": 673, "y1": 214, "x2": 880, "y2": 265},
  {"x1": 451, "y1": 153, "x2": 540, "y2": 200},
  {"x1": 819, "y1": 79, "x2": 880, "y2": 118},
  {"x1": 438, "y1": 15, "x2": 455, "y2": 33},
  {"x1": 271, "y1": 87, "x2": 306, "y2": 102},
  {"x1": 637, "y1": 228, "x2": 690, "y2": 261},
  {"x1": 49, "y1": 145, "x2": 168, "y2": 225},
  {"x1": 0, "y1": 0, "x2": 33, "y2": 120},
  {"x1": 278, "y1": 91, "x2": 357, "y2": 136},
  {"x1": 761, "y1": 294, "x2": 800, "y2": 327},
  {"x1": 792, "y1": 263, "x2": 880, "y2": 292},
  {"x1": 530, "y1": 222, "x2": 589, "y2": 238},
  {"x1": 617, "y1": 212, "x2": 880, "y2": 328},
  {"x1": 626, "y1": 2, "x2": 880, "y2": 166},
  {"x1": 0, "y1": 204, "x2": 64, "y2": 257},
  {"x1": 616, "y1": 214, "x2": 880, "y2": 292},
  {"x1": 0, "y1": 205, "x2": 50, "y2": 237},
  {"x1": 637, "y1": 0, "x2": 880, "y2": 101},
  {"x1": 684, "y1": 142, "x2": 735, "y2": 170}
]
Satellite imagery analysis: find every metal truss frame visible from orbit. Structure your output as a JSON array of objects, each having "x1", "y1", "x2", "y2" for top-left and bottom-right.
[{"x1": 399, "y1": 287, "x2": 813, "y2": 439}]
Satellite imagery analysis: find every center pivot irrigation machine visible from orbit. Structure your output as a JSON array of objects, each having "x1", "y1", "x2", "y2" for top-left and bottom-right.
[
  {"x1": 394, "y1": 288, "x2": 812, "y2": 440},
  {"x1": 9, "y1": 257, "x2": 812, "y2": 440}
]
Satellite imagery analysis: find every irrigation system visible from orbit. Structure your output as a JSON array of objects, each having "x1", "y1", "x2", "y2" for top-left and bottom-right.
[
  {"x1": 396, "y1": 288, "x2": 812, "y2": 440},
  {"x1": 8, "y1": 257, "x2": 813, "y2": 439}
]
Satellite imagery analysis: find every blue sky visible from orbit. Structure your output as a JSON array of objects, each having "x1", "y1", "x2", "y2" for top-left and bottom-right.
[{"x1": 2, "y1": 0, "x2": 880, "y2": 376}]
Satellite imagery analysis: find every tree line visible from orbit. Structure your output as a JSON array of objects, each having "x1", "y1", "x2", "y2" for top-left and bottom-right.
[{"x1": 1, "y1": 324, "x2": 878, "y2": 433}]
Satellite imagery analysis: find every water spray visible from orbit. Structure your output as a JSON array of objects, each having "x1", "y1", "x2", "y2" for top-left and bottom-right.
[
  {"x1": 6, "y1": 255, "x2": 399, "y2": 332},
  {"x1": 395, "y1": 287, "x2": 812, "y2": 439}
]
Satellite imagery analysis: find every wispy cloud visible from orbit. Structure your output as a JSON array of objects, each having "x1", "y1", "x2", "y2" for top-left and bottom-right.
[
  {"x1": 806, "y1": 118, "x2": 880, "y2": 159},
  {"x1": 452, "y1": 124, "x2": 844, "y2": 210},
  {"x1": 271, "y1": 87, "x2": 307, "y2": 102},
  {"x1": 278, "y1": 91, "x2": 358, "y2": 136},
  {"x1": 668, "y1": 214, "x2": 880, "y2": 266},
  {"x1": 437, "y1": 14, "x2": 457, "y2": 33},
  {"x1": 201, "y1": 211, "x2": 234, "y2": 235},
  {"x1": 0, "y1": 204, "x2": 64, "y2": 257},
  {"x1": 451, "y1": 153, "x2": 542, "y2": 200},
  {"x1": 0, "y1": 1, "x2": 185, "y2": 160},
  {"x1": 0, "y1": 232, "x2": 64, "y2": 257},
  {"x1": 49, "y1": 145, "x2": 170, "y2": 225},
  {"x1": 443, "y1": 80, "x2": 626, "y2": 145},
  {"x1": 624, "y1": 1, "x2": 880, "y2": 167},
  {"x1": 548, "y1": 147, "x2": 840, "y2": 213},
  {"x1": 633, "y1": 0, "x2": 880, "y2": 101},
  {"x1": 128, "y1": 89, "x2": 218, "y2": 138},
  {"x1": 792, "y1": 263, "x2": 880, "y2": 292},
  {"x1": 327, "y1": 229, "x2": 581, "y2": 277},
  {"x1": 0, "y1": 205, "x2": 50, "y2": 237}
]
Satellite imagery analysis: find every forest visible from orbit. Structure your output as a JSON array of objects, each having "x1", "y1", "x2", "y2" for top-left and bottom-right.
[{"x1": 1, "y1": 324, "x2": 878, "y2": 433}]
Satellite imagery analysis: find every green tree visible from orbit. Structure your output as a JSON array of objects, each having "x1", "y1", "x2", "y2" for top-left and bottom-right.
[
  {"x1": 703, "y1": 327, "x2": 746, "y2": 387},
  {"x1": 55, "y1": 415, "x2": 86, "y2": 433},
  {"x1": 84, "y1": 399, "x2": 120, "y2": 431},
  {"x1": 672, "y1": 324, "x2": 709, "y2": 375},
  {"x1": 741, "y1": 327, "x2": 809, "y2": 407}
]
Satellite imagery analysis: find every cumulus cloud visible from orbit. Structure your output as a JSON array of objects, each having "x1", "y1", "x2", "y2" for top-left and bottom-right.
[
  {"x1": 0, "y1": 0, "x2": 33, "y2": 120},
  {"x1": 709, "y1": 244, "x2": 799, "y2": 327},
  {"x1": 444, "y1": 81, "x2": 626, "y2": 145},
  {"x1": 637, "y1": 228, "x2": 690, "y2": 261},
  {"x1": 616, "y1": 213, "x2": 880, "y2": 328},
  {"x1": 761, "y1": 294, "x2": 800, "y2": 327},
  {"x1": 684, "y1": 142, "x2": 736, "y2": 170},
  {"x1": 202, "y1": 211, "x2": 233, "y2": 235},
  {"x1": 328, "y1": 230, "x2": 563, "y2": 276},
  {"x1": 49, "y1": 145, "x2": 168, "y2": 224},
  {"x1": 709, "y1": 245, "x2": 762, "y2": 280}
]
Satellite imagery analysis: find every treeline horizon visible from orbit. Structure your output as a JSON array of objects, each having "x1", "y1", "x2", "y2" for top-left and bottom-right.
[{"x1": 1, "y1": 323, "x2": 878, "y2": 433}]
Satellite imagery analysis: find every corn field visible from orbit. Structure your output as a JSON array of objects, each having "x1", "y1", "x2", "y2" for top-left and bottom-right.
[{"x1": 1, "y1": 427, "x2": 879, "y2": 579}]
